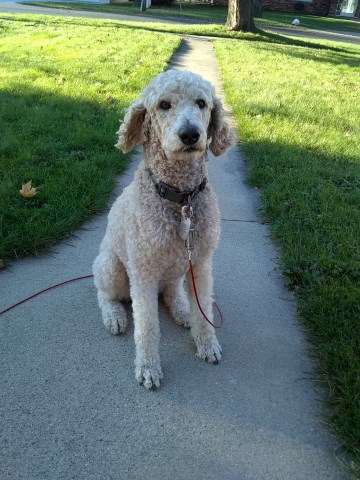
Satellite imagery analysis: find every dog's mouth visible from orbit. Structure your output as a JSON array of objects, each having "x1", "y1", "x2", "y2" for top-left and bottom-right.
[
  {"x1": 167, "y1": 141, "x2": 206, "y2": 161},
  {"x1": 180, "y1": 144, "x2": 203, "y2": 153}
]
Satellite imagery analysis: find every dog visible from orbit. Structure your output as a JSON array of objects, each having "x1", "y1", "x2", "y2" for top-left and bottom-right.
[{"x1": 93, "y1": 69, "x2": 235, "y2": 389}]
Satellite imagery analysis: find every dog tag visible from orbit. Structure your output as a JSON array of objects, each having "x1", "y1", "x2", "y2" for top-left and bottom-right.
[{"x1": 179, "y1": 216, "x2": 191, "y2": 240}]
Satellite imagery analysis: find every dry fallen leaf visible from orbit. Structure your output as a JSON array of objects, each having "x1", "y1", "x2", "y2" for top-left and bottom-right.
[{"x1": 20, "y1": 180, "x2": 37, "y2": 198}]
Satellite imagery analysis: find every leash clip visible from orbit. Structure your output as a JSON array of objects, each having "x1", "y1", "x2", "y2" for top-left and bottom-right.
[{"x1": 185, "y1": 224, "x2": 195, "y2": 252}]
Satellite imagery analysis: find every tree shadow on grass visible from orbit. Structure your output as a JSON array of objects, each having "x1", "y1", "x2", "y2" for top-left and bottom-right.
[
  {"x1": 0, "y1": 86, "x2": 129, "y2": 260},
  {"x1": 242, "y1": 137, "x2": 360, "y2": 268},
  {"x1": 258, "y1": 28, "x2": 357, "y2": 51}
]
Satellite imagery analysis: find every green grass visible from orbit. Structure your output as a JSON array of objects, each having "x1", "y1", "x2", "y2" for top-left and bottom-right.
[
  {"x1": 23, "y1": 2, "x2": 360, "y2": 33},
  {"x1": 0, "y1": 15, "x2": 180, "y2": 260},
  {"x1": 214, "y1": 38, "x2": 360, "y2": 472}
]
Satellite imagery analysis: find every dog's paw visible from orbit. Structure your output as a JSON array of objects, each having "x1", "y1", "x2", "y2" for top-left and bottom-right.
[
  {"x1": 173, "y1": 310, "x2": 191, "y2": 329},
  {"x1": 164, "y1": 294, "x2": 190, "y2": 329},
  {"x1": 196, "y1": 337, "x2": 222, "y2": 364},
  {"x1": 102, "y1": 302, "x2": 127, "y2": 335},
  {"x1": 135, "y1": 360, "x2": 164, "y2": 390}
]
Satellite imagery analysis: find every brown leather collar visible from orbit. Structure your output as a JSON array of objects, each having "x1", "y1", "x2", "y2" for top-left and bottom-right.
[{"x1": 147, "y1": 168, "x2": 207, "y2": 206}]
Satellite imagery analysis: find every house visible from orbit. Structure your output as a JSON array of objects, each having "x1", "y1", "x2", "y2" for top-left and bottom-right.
[{"x1": 261, "y1": 0, "x2": 360, "y2": 19}]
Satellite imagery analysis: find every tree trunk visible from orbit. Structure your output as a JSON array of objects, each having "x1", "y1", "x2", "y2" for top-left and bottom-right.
[{"x1": 226, "y1": 0, "x2": 256, "y2": 32}]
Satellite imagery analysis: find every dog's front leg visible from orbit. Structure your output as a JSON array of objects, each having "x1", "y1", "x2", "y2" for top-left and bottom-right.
[
  {"x1": 130, "y1": 276, "x2": 163, "y2": 389},
  {"x1": 187, "y1": 258, "x2": 222, "y2": 364}
]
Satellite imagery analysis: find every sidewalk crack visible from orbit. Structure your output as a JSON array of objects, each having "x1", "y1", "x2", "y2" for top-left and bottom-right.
[{"x1": 221, "y1": 218, "x2": 264, "y2": 224}]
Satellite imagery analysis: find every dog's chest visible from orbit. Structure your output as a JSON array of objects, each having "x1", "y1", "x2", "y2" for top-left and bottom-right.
[
  {"x1": 151, "y1": 197, "x2": 220, "y2": 264},
  {"x1": 116, "y1": 183, "x2": 221, "y2": 277}
]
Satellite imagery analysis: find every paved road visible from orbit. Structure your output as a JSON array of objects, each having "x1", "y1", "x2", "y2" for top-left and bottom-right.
[
  {"x1": 0, "y1": 25, "x2": 351, "y2": 480},
  {"x1": 0, "y1": 1, "x2": 359, "y2": 44},
  {"x1": 0, "y1": 1, "x2": 209, "y2": 23}
]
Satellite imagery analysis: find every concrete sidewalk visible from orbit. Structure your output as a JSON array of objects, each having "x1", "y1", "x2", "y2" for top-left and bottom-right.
[{"x1": 0, "y1": 37, "x2": 350, "y2": 479}]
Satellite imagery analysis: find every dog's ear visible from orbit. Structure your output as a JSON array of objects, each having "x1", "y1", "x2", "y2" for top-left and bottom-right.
[
  {"x1": 115, "y1": 99, "x2": 147, "y2": 153},
  {"x1": 208, "y1": 97, "x2": 236, "y2": 156}
]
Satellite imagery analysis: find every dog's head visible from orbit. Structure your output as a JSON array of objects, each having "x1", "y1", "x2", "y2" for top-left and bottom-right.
[{"x1": 116, "y1": 70, "x2": 235, "y2": 161}]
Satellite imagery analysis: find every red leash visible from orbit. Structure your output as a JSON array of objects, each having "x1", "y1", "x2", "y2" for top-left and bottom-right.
[
  {"x1": 188, "y1": 258, "x2": 224, "y2": 329},
  {"x1": 0, "y1": 275, "x2": 93, "y2": 316},
  {"x1": 1, "y1": 266, "x2": 224, "y2": 328}
]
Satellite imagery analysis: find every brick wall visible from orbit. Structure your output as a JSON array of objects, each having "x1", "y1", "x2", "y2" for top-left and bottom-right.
[
  {"x1": 213, "y1": 0, "x2": 330, "y2": 15},
  {"x1": 328, "y1": 0, "x2": 338, "y2": 14},
  {"x1": 262, "y1": 0, "x2": 330, "y2": 16}
]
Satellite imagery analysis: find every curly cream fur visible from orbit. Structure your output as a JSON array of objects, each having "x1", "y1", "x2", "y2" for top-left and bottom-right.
[{"x1": 93, "y1": 70, "x2": 235, "y2": 389}]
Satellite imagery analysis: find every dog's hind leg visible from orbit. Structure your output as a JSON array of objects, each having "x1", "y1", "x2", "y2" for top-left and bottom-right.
[
  {"x1": 162, "y1": 277, "x2": 190, "y2": 328},
  {"x1": 93, "y1": 246, "x2": 129, "y2": 335},
  {"x1": 187, "y1": 258, "x2": 222, "y2": 364}
]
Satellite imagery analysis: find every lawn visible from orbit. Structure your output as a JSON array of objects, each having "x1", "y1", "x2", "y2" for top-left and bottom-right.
[
  {"x1": 23, "y1": 1, "x2": 360, "y2": 33},
  {"x1": 0, "y1": 15, "x2": 180, "y2": 260},
  {"x1": 215, "y1": 38, "x2": 360, "y2": 471}
]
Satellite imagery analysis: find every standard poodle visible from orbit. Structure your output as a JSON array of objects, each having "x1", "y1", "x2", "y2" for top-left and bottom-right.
[{"x1": 93, "y1": 69, "x2": 235, "y2": 389}]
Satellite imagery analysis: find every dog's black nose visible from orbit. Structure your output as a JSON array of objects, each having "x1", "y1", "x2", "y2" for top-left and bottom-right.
[{"x1": 179, "y1": 126, "x2": 200, "y2": 146}]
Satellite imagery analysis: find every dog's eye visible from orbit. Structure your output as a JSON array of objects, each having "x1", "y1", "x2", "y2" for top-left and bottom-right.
[
  {"x1": 196, "y1": 99, "x2": 206, "y2": 109},
  {"x1": 160, "y1": 101, "x2": 171, "y2": 110}
]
